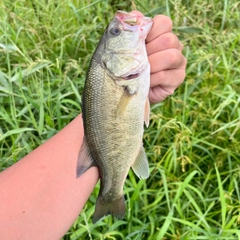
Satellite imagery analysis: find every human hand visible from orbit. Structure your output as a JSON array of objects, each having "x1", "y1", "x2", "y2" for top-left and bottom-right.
[{"x1": 146, "y1": 15, "x2": 187, "y2": 103}]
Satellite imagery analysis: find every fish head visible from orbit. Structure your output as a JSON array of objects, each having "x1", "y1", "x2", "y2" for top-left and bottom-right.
[{"x1": 94, "y1": 10, "x2": 153, "y2": 94}]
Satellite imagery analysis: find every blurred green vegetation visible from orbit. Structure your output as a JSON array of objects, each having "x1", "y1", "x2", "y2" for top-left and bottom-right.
[{"x1": 0, "y1": 0, "x2": 239, "y2": 239}]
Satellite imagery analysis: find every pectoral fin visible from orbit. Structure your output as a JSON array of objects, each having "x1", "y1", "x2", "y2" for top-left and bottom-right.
[
  {"x1": 76, "y1": 137, "x2": 96, "y2": 178},
  {"x1": 117, "y1": 89, "x2": 134, "y2": 117},
  {"x1": 131, "y1": 146, "x2": 149, "y2": 179},
  {"x1": 144, "y1": 98, "x2": 150, "y2": 127}
]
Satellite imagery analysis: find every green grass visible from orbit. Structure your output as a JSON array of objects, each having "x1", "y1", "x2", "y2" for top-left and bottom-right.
[{"x1": 0, "y1": 0, "x2": 240, "y2": 239}]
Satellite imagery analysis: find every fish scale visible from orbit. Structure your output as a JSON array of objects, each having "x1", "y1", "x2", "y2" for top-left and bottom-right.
[{"x1": 76, "y1": 10, "x2": 153, "y2": 223}]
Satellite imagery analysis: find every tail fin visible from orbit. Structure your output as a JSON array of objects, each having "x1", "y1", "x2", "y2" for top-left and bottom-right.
[{"x1": 92, "y1": 195, "x2": 125, "y2": 223}]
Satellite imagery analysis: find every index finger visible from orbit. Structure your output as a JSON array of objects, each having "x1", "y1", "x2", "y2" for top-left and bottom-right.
[{"x1": 146, "y1": 15, "x2": 173, "y2": 43}]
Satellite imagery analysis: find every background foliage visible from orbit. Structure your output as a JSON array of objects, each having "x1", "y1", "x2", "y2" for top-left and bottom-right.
[{"x1": 0, "y1": 0, "x2": 239, "y2": 239}]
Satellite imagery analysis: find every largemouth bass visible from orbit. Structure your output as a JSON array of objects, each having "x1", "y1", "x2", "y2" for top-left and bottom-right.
[{"x1": 76, "y1": 10, "x2": 153, "y2": 223}]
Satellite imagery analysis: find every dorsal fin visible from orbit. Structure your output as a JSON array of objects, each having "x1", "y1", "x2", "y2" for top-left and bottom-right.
[{"x1": 76, "y1": 137, "x2": 97, "y2": 177}]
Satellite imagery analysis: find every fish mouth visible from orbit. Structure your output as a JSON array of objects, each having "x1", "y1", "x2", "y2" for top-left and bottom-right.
[
  {"x1": 122, "y1": 73, "x2": 139, "y2": 80},
  {"x1": 115, "y1": 10, "x2": 152, "y2": 33}
]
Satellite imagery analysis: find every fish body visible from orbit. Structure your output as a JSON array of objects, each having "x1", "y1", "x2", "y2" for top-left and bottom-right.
[{"x1": 76, "y1": 10, "x2": 153, "y2": 223}]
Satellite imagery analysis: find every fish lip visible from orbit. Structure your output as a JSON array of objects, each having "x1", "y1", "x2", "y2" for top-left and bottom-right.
[
  {"x1": 115, "y1": 10, "x2": 152, "y2": 33},
  {"x1": 115, "y1": 10, "x2": 152, "y2": 26}
]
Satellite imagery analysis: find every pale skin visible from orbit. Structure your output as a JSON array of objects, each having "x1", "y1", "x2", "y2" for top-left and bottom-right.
[{"x1": 0, "y1": 15, "x2": 186, "y2": 239}]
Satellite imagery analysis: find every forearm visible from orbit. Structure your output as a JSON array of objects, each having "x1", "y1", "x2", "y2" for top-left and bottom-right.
[{"x1": 0, "y1": 114, "x2": 99, "y2": 240}]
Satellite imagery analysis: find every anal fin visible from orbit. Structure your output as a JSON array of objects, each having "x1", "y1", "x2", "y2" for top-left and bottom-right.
[
  {"x1": 131, "y1": 146, "x2": 149, "y2": 179},
  {"x1": 76, "y1": 137, "x2": 96, "y2": 178}
]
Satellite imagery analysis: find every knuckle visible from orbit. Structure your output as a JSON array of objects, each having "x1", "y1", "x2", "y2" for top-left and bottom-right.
[
  {"x1": 160, "y1": 33, "x2": 179, "y2": 49},
  {"x1": 157, "y1": 70, "x2": 167, "y2": 81},
  {"x1": 168, "y1": 49, "x2": 180, "y2": 67}
]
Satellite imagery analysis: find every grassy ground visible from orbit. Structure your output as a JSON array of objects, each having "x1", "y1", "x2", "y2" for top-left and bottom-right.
[{"x1": 0, "y1": 0, "x2": 240, "y2": 239}]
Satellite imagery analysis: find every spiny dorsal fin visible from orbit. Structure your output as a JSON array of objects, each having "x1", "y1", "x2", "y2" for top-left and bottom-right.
[
  {"x1": 76, "y1": 137, "x2": 97, "y2": 177},
  {"x1": 131, "y1": 146, "x2": 149, "y2": 179}
]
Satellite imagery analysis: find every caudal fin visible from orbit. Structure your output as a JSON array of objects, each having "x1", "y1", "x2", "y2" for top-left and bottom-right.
[{"x1": 92, "y1": 195, "x2": 125, "y2": 223}]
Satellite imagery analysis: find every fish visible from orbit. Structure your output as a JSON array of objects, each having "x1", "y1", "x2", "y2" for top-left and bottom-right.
[{"x1": 76, "y1": 10, "x2": 153, "y2": 223}]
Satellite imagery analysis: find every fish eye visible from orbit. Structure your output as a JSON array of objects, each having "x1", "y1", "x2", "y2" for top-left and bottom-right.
[{"x1": 109, "y1": 27, "x2": 121, "y2": 36}]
